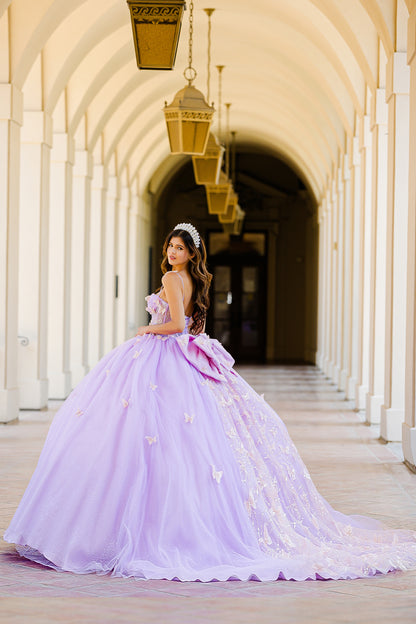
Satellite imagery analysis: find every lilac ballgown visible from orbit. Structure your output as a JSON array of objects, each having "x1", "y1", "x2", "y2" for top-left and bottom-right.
[{"x1": 4, "y1": 290, "x2": 416, "y2": 582}]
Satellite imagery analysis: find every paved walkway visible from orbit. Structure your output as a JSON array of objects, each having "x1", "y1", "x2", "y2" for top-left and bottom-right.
[{"x1": 1, "y1": 365, "x2": 416, "y2": 623}]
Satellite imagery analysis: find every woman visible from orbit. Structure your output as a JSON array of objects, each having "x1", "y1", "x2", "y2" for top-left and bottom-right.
[{"x1": 4, "y1": 223, "x2": 416, "y2": 581}]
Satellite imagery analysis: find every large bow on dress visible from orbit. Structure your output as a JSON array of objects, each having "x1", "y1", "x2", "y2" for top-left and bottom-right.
[{"x1": 175, "y1": 333, "x2": 235, "y2": 381}]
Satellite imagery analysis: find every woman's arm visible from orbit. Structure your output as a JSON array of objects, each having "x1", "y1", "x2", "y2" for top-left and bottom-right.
[{"x1": 136, "y1": 272, "x2": 186, "y2": 336}]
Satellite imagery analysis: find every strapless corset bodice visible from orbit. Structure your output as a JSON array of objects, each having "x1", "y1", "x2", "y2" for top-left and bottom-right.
[{"x1": 145, "y1": 292, "x2": 191, "y2": 334}]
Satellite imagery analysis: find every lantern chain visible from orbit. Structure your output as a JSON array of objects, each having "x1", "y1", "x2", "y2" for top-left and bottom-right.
[
  {"x1": 184, "y1": 0, "x2": 197, "y2": 84},
  {"x1": 225, "y1": 102, "x2": 231, "y2": 178},
  {"x1": 217, "y1": 65, "x2": 224, "y2": 140},
  {"x1": 204, "y1": 9, "x2": 215, "y2": 104}
]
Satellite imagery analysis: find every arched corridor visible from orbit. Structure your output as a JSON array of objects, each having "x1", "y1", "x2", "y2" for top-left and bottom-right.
[{"x1": 1, "y1": 1, "x2": 416, "y2": 467}]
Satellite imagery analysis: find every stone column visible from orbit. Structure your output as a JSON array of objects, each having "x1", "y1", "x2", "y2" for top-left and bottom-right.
[
  {"x1": 116, "y1": 185, "x2": 130, "y2": 345},
  {"x1": 128, "y1": 191, "x2": 140, "y2": 338},
  {"x1": 323, "y1": 192, "x2": 333, "y2": 378},
  {"x1": 403, "y1": 11, "x2": 416, "y2": 469},
  {"x1": 0, "y1": 83, "x2": 22, "y2": 422},
  {"x1": 48, "y1": 133, "x2": 74, "y2": 399},
  {"x1": 315, "y1": 203, "x2": 325, "y2": 370},
  {"x1": 329, "y1": 179, "x2": 339, "y2": 383},
  {"x1": 381, "y1": 53, "x2": 410, "y2": 441},
  {"x1": 88, "y1": 164, "x2": 107, "y2": 367},
  {"x1": 70, "y1": 149, "x2": 92, "y2": 386},
  {"x1": 18, "y1": 111, "x2": 52, "y2": 408},
  {"x1": 346, "y1": 133, "x2": 361, "y2": 400},
  {"x1": 355, "y1": 114, "x2": 373, "y2": 410},
  {"x1": 339, "y1": 148, "x2": 351, "y2": 392},
  {"x1": 103, "y1": 175, "x2": 117, "y2": 353},
  {"x1": 137, "y1": 195, "x2": 152, "y2": 327},
  {"x1": 366, "y1": 90, "x2": 388, "y2": 424},
  {"x1": 333, "y1": 164, "x2": 344, "y2": 386}
]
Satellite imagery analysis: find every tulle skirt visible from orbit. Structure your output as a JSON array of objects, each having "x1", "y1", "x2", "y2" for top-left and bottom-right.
[{"x1": 4, "y1": 333, "x2": 416, "y2": 581}]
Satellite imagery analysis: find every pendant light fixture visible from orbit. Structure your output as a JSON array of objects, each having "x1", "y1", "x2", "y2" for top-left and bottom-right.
[
  {"x1": 219, "y1": 103, "x2": 239, "y2": 223},
  {"x1": 205, "y1": 65, "x2": 232, "y2": 214},
  {"x1": 163, "y1": 1, "x2": 214, "y2": 155},
  {"x1": 192, "y1": 9, "x2": 224, "y2": 185},
  {"x1": 126, "y1": 0, "x2": 186, "y2": 70},
  {"x1": 222, "y1": 204, "x2": 245, "y2": 234}
]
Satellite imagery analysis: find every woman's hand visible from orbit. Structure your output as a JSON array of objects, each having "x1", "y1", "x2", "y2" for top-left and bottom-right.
[{"x1": 135, "y1": 326, "x2": 151, "y2": 336}]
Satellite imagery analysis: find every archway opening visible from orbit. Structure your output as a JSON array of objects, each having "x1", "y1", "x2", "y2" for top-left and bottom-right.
[{"x1": 151, "y1": 146, "x2": 318, "y2": 364}]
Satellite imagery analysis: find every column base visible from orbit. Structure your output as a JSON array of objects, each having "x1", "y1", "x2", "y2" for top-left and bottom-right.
[
  {"x1": 339, "y1": 368, "x2": 348, "y2": 392},
  {"x1": 380, "y1": 405, "x2": 404, "y2": 442},
  {"x1": 402, "y1": 422, "x2": 416, "y2": 472},
  {"x1": 19, "y1": 378, "x2": 48, "y2": 409},
  {"x1": 316, "y1": 351, "x2": 324, "y2": 370},
  {"x1": 332, "y1": 365, "x2": 341, "y2": 387},
  {"x1": 48, "y1": 371, "x2": 72, "y2": 400},
  {"x1": 323, "y1": 358, "x2": 333, "y2": 378},
  {"x1": 0, "y1": 387, "x2": 19, "y2": 423},
  {"x1": 355, "y1": 383, "x2": 368, "y2": 411},
  {"x1": 346, "y1": 376, "x2": 357, "y2": 401},
  {"x1": 365, "y1": 393, "x2": 383, "y2": 424}
]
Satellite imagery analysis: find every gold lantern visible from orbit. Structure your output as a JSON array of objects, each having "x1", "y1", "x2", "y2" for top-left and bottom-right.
[
  {"x1": 164, "y1": 85, "x2": 214, "y2": 154},
  {"x1": 218, "y1": 189, "x2": 239, "y2": 223},
  {"x1": 205, "y1": 171, "x2": 232, "y2": 215},
  {"x1": 222, "y1": 205, "x2": 245, "y2": 234},
  {"x1": 192, "y1": 133, "x2": 224, "y2": 184},
  {"x1": 163, "y1": 0, "x2": 214, "y2": 155},
  {"x1": 126, "y1": 1, "x2": 186, "y2": 70}
]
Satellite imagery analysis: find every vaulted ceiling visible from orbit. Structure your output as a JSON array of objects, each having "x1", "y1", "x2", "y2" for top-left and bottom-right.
[{"x1": 1, "y1": 0, "x2": 414, "y2": 200}]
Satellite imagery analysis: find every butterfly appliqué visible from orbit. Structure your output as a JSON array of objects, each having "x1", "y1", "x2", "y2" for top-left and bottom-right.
[
  {"x1": 211, "y1": 465, "x2": 223, "y2": 484},
  {"x1": 184, "y1": 412, "x2": 194, "y2": 424},
  {"x1": 149, "y1": 383, "x2": 157, "y2": 391},
  {"x1": 75, "y1": 409, "x2": 83, "y2": 417},
  {"x1": 145, "y1": 436, "x2": 157, "y2": 445},
  {"x1": 121, "y1": 398, "x2": 129, "y2": 408}
]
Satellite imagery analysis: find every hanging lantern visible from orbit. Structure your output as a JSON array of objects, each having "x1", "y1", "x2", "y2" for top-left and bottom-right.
[
  {"x1": 191, "y1": 11, "x2": 223, "y2": 181},
  {"x1": 219, "y1": 190, "x2": 239, "y2": 223},
  {"x1": 205, "y1": 171, "x2": 232, "y2": 215},
  {"x1": 222, "y1": 205, "x2": 245, "y2": 234},
  {"x1": 126, "y1": 1, "x2": 186, "y2": 70},
  {"x1": 163, "y1": 0, "x2": 214, "y2": 155},
  {"x1": 192, "y1": 133, "x2": 225, "y2": 184}
]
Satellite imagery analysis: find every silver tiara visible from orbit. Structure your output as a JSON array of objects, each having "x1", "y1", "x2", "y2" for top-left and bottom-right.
[{"x1": 174, "y1": 223, "x2": 200, "y2": 248}]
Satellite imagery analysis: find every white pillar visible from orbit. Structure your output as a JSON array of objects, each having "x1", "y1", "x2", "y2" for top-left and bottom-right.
[
  {"x1": 128, "y1": 191, "x2": 140, "y2": 338},
  {"x1": 316, "y1": 203, "x2": 325, "y2": 370},
  {"x1": 116, "y1": 185, "x2": 130, "y2": 345},
  {"x1": 18, "y1": 111, "x2": 52, "y2": 408},
  {"x1": 103, "y1": 175, "x2": 117, "y2": 353},
  {"x1": 333, "y1": 164, "x2": 344, "y2": 386},
  {"x1": 381, "y1": 53, "x2": 410, "y2": 441},
  {"x1": 329, "y1": 179, "x2": 338, "y2": 383},
  {"x1": 355, "y1": 114, "x2": 373, "y2": 410},
  {"x1": 70, "y1": 149, "x2": 92, "y2": 386},
  {"x1": 0, "y1": 83, "x2": 22, "y2": 422},
  {"x1": 346, "y1": 133, "x2": 361, "y2": 400},
  {"x1": 137, "y1": 194, "x2": 152, "y2": 327},
  {"x1": 88, "y1": 164, "x2": 107, "y2": 367},
  {"x1": 339, "y1": 149, "x2": 351, "y2": 392},
  {"x1": 366, "y1": 90, "x2": 388, "y2": 423},
  {"x1": 323, "y1": 192, "x2": 333, "y2": 378},
  {"x1": 403, "y1": 10, "x2": 416, "y2": 469},
  {"x1": 48, "y1": 133, "x2": 74, "y2": 398}
]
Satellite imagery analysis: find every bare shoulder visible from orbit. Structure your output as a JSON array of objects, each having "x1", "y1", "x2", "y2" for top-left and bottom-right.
[{"x1": 162, "y1": 271, "x2": 183, "y2": 289}]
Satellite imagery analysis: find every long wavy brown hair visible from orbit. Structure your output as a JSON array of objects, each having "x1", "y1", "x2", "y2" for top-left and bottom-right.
[{"x1": 160, "y1": 227, "x2": 212, "y2": 335}]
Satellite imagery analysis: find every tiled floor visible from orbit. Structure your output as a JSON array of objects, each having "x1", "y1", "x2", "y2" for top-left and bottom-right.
[{"x1": 1, "y1": 365, "x2": 416, "y2": 623}]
